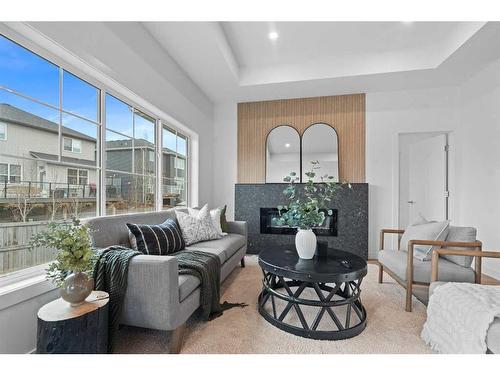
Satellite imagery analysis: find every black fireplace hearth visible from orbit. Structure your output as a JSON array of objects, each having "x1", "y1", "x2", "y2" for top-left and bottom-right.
[{"x1": 235, "y1": 183, "x2": 368, "y2": 259}]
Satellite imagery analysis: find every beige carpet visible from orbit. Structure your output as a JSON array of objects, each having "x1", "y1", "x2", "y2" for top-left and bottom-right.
[{"x1": 114, "y1": 256, "x2": 432, "y2": 354}]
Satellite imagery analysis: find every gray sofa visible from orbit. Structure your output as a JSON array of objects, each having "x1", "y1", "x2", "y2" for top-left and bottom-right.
[{"x1": 83, "y1": 209, "x2": 247, "y2": 353}]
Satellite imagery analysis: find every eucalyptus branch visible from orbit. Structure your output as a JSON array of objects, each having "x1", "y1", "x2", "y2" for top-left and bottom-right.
[
  {"x1": 29, "y1": 219, "x2": 94, "y2": 287},
  {"x1": 277, "y1": 161, "x2": 351, "y2": 230}
]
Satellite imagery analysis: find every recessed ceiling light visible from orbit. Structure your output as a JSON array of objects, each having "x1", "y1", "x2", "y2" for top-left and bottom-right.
[
  {"x1": 268, "y1": 31, "x2": 279, "y2": 41},
  {"x1": 284, "y1": 143, "x2": 290, "y2": 148}
]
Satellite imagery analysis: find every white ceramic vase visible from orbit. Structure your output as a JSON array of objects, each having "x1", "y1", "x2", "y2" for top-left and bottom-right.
[{"x1": 295, "y1": 229, "x2": 317, "y2": 259}]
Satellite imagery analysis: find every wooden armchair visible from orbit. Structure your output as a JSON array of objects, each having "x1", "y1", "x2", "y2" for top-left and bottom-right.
[{"x1": 378, "y1": 228, "x2": 482, "y2": 312}]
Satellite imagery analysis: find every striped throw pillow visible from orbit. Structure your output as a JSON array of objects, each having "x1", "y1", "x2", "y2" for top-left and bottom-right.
[{"x1": 126, "y1": 219, "x2": 185, "y2": 255}]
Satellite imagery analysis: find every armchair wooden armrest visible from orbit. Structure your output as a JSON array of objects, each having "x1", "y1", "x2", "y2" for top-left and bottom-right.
[
  {"x1": 431, "y1": 246, "x2": 500, "y2": 285},
  {"x1": 402, "y1": 239, "x2": 482, "y2": 311},
  {"x1": 379, "y1": 228, "x2": 405, "y2": 251}
]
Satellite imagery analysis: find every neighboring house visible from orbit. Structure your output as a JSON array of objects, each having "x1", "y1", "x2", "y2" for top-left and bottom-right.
[
  {"x1": 0, "y1": 103, "x2": 186, "y2": 205},
  {"x1": 0, "y1": 103, "x2": 97, "y2": 199}
]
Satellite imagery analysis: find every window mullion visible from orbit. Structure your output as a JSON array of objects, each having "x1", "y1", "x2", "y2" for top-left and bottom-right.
[
  {"x1": 99, "y1": 90, "x2": 106, "y2": 216},
  {"x1": 156, "y1": 119, "x2": 162, "y2": 211},
  {"x1": 58, "y1": 67, "x2": 63, "y2": 163}
]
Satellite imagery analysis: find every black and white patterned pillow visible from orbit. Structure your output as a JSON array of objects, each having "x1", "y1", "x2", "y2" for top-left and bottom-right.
[
  {"x1": 126, "y1": 218, "x2": 185, "y2": 255},
  {"x1": 176, "y1": 207, "x2": 222, "y2": 245}
]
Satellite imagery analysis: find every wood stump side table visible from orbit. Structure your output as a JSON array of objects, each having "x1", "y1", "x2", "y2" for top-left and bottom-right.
[{"x1": 36, "y1": 291, "x2": 109, "y2": 354}]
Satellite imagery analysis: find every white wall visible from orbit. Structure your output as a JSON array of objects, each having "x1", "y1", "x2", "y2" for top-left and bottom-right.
[
  {"x1": 366, "y1": 87, "x2": 460, "y2": 258},
  {"x1": 212, "y1": 102, "x2": 238, "y2": 220},
  {"x1": 456, "y1": 58, "x2": 500, "y2": 278}
]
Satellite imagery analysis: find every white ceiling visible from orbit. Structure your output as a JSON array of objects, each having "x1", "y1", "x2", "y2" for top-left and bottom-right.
[{"x1": 142, "y1": 21, "x2": 499, "y2": 103}]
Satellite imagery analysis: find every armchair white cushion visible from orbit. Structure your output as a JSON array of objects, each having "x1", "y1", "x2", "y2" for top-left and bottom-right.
[
  {"x1": 400, "y1": 220, "x2": 450, "y2": 261},
  {"x1": 441, "y1": 226, "x2": 477, "y2": 268}
]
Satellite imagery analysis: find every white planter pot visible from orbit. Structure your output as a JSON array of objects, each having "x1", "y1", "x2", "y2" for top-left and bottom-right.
[{"x1": 295, "y1": 229, "x2": 317, "y2": 259}]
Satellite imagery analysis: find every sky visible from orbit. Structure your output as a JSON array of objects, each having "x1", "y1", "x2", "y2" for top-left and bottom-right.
[{"x1": 0, "y1": 34, "x2": 186, "y2": 156}]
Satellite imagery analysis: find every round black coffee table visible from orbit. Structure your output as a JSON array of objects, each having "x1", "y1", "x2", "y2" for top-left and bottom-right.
[{"x1": 258, "y1": 246, "x2": 367, "y2": 340}]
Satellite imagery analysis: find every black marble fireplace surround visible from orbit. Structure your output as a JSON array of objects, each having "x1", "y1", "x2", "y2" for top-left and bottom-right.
[{"x1": 235, "y1": 183, "x2": 368, "y2": 259}]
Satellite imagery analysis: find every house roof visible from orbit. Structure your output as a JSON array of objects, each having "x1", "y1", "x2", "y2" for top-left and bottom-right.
[
  {"x1": 30, "y1": 151, "x2": 97, "y2": 167},
  {"x1": 0, "y1": 103, "x2": 96, "y2": 142}
]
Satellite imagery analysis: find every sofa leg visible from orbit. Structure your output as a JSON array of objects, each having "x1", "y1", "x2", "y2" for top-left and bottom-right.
[
  {"x1": 378, "y1": 264, "x2": 383, "y2": 284},
  {"x1": 240, "y1": 257, "x2": 245, "y2": 268},
  {"x1": 169, "y1": 323, "x2": 186, "y2": 354}
]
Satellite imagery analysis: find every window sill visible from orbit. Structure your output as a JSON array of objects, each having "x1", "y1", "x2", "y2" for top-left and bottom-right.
[{"x1": 0, "y1": 273, "x2": 57, "y2": 311}]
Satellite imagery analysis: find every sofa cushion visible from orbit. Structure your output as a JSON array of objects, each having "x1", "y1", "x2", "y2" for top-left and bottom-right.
[
  {"x1": 126, "y1": 218, "x2": 185, "y2": 255},
  {"x1": 186, "y1": 233, "x2": 246, "y2": 262},
  {"x1": 178, "y1": 274, "x2": 200, "y2": 302},
  {"x1": 442, "y1": 226, "x2": 477, "y2": 268},
  {"x1": 84, "y1": 210, "x2": 177, "y2": 248},
  {"x1": 379, "y1": 249, "x2": 475, "y2": 283},
  {"x1": 429, "y1": 281, "x2": 500, "y2": 354},
  {"x1": 400, "y1": 220, "x2": 450, "y2": 261}
]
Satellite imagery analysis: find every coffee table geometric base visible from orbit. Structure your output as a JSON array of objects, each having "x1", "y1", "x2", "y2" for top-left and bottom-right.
[{"x1": 258, "y1": 270, "x2": 367, "y2": 340}]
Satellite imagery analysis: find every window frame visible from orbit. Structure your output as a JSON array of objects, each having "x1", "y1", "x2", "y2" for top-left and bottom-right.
[
  {"x1": 8, "y1": 164, "x2": 22, "y2": 183},
  {"x1": 0, "y1": 29, "x2": 192, "y2": 285},
  {"x1": 67, "y1": 167, "x2": 89, "y2": 185},
  {"x1": 0, "y1": 162, "x2": 22, "y2": 183},
  {"x1": 0, "y1": 162, "x2": 8, "y2": 182},
  {"x1": 0, "y1": 122, "x2": 6, "y2": 141},
  {"x1": 63, "y1": 137, "x2": 82, "y2": 154}
]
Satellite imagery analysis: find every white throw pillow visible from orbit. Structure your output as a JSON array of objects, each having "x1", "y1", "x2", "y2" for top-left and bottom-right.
[
  {"x1": 400, "y1": 220, "x2": 450, "y2": 261},
  {"x1": 188, "y1": 204, "x2": 226, "y2": 236},
  {"x1": 176, "y1": 207, "x2": 222, "y2": 245}
]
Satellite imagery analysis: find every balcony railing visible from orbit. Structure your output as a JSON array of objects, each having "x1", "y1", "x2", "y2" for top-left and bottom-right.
[{"x1": 0, "y1": 180, "x2": 99, "y2": 200}]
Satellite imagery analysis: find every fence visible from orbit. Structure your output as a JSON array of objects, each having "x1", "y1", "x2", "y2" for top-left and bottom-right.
[
  {"x1": 0, "y1": 180, "x2": 99, "y2": 200},
  {"x1": 0, "y1": 221, "x2": 59, "y2": 276}
]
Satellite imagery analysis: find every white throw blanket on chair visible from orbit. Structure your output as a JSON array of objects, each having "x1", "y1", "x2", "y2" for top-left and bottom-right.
[{"x1": 422, "y1": 282, "x2": 500, "y2": 353}]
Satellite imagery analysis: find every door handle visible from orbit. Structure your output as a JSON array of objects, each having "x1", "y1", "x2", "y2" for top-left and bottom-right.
[{"x1": 407, "y1": 200, "x2": 415, "y2": 204}]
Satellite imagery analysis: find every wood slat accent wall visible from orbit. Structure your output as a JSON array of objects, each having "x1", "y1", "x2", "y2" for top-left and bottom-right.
[{"x1": 237, "y1": 94, "x2": 366, "y2": 183}]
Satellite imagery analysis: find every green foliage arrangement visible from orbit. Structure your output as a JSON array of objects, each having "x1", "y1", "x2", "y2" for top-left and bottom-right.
[
  {"x1": 277, "y1": 161, "x2": 350, "y2": 230},
  {"x1": 30, "y1": 219, "x2": 94, "y2": 286}
]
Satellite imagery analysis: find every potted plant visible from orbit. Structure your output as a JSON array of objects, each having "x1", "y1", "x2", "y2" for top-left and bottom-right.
[
  {"x1": 277, "y1": 161, "x2": 349, "y2": 259},
  {"x1": 30, "y1": 219, "x2": 94, "y2": 306}
]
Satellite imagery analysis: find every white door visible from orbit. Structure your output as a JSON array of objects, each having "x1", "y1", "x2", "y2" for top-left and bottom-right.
[{"x1": 399, "y1": 133, "x2": 448, "y2": 228}]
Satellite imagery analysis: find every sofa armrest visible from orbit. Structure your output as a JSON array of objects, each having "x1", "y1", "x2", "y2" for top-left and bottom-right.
[
  {"x1": 120, "y1": 254, "x2": 181, "y2": 330},
  {"x1": 226, "y1": 221, "x2": 248, "y2": 238}
]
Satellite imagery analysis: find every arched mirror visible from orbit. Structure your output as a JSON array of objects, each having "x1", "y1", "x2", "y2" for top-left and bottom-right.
[
  {"x1": 266, "y1": 125, "x2": 301, "y2": 183},
  {"x1": 302, "y1": 123, "x2": 339, "y2": 182}
]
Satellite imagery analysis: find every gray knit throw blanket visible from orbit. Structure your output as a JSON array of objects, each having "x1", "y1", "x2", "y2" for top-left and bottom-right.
[
  {"x1": 173, "y1": 250, "x2": 247, "y2": 320},
  {"x1": 93, "y1": 245, "x2": 141, "y2": 353}
]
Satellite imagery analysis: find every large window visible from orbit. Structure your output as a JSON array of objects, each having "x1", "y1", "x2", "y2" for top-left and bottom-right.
[
  {"x1": 105, "y1": 94, "x2": 157, "y2": 215},
  {"x1": 0, "y1": 33, "x2": 190, "y2": 278},
  {"x1": 0, "y1": 34, "x2": 100, "y2": 276},
  {"x1": 162, "y1": 126, "x2": 188, "y2": 208}
]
